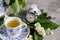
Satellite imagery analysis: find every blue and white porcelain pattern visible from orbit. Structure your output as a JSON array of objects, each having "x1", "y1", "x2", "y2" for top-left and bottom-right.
[
  {"x1": 0, "y1": 22, "x2": 30, "y2": 40},
  {"x1": 0, "y1": 0, "x2": 5, "y2": 17}
]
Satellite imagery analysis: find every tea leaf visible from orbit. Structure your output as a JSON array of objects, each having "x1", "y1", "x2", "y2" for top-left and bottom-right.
[{"x1": 34, "y1": 31, "x2": 43, "y2": 40}]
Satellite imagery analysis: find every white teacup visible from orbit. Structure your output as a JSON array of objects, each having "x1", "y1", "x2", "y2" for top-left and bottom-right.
[{"x1": 4, "y1": 17, "x2": 26, "y2": 38}]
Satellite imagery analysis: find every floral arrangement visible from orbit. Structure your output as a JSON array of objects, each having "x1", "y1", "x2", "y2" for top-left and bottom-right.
[
  {"x1": 26, "y1": 12, "x2": 59, "y2": 40},
  {"x1": 0, "y1": 0, "x2": 59, "y2": 40}
]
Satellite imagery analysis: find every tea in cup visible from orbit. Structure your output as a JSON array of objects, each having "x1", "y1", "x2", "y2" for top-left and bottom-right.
[{"x1": 4, "y1": 17, "x2": 25, "y2": 37}]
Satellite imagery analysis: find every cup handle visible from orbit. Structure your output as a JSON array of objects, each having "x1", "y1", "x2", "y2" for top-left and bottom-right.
[
  {"x1": 4, "y1": 14, "x2": 9, "y2": 21},
  {"x1": 21, "y1": 22, "x2": 27, "y2": 30}
]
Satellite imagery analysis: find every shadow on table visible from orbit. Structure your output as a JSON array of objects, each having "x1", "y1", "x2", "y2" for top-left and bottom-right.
[{"x1": 17, "y1": 9, "x2": 27, "y2": 21}]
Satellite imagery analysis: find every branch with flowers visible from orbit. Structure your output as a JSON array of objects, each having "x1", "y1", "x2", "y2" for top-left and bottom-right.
[{"x1": 26, "y1": 12, "x2": 59, "y2": 40}]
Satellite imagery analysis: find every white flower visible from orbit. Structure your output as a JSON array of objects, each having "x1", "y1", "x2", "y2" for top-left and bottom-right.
[
  {"x1": 24, "y1": 35, "x2": 33, "y2": 40},
  {"x1": 50, "y1": 31, "x2": 53, "y2": 35},
  {"x1": 34, "y1": 22, "x2": 53, "y2": 36},
  {"x1": 45, "y1": 28, "x2": 53, "y2": 35},
  {"x1": 34, "y1": 22, "x2": 46, "y2": 37},
  {"x1": 29, "y1": 35, "x2": 33, "y2": 39},
  {"x1": 37, "y1": 27, "x2": 46, "y2": 36},
  {"x1": 34, "y1": 22, "x2": 41, "y2": 27}
]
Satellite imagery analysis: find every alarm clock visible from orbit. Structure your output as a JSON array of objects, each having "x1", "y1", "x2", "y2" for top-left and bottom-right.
[
  {"x1": 26, "y1": 4, "x2": 41, "y2": 23},
  {"x1": 26, "y1": 13, "x2": 37, "y2": 23}
]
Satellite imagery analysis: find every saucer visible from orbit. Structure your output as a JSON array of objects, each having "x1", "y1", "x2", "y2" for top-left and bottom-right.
[{"x1": 0, "y1": 22, "x2": 30, "y2": 40}]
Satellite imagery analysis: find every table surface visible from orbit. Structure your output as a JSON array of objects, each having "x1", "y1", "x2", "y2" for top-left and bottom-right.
[{"x1": 1, "y1": 0, "x2": 60, "y2": 40}]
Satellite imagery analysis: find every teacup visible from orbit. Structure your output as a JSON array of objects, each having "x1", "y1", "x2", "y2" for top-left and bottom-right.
[{"x1": 4, "y1": 17, "x2": 26, "y2": 38}]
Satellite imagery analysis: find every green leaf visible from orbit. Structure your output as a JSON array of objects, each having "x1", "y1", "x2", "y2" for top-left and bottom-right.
[
  {"x1": 0, "y1": 20, "x2": 4, "y2": 25},
  {"x1": 10, "y1": 0, "x2": 20, "y2": 15},
  {"x1": 37, "y1": 13, "x2": 48, "y2": 23},
  {"x1": 37, "y1": 12, "x2": 59, "y2": 30},
  {"x1": 9, "y1": 0, "x2": 15, "y2": 5},
  {"x1": 9, "y1": 0, "x2": 26, "y2": 16},
  {"x1": 0, "y1": 18, "x2": 4, "y2": 25},
  {"x1": 34, "y1": 31, "x2": 43, "y2": 40},
  {"x1": 18, "y1": 0, "x2": 22, "y2": 5},
  {"x1": 21, "y1": 0, "x2": 26, "y2": 8},
  {"x1": 27, "y1": 25, "x2": 35, "y2": 29},
  {"x1": 18, "y1": 0, "x2": 26, "y2": 7},
  {"x1": 41, "y1": 21, "x2": 59, "y2": 30}
]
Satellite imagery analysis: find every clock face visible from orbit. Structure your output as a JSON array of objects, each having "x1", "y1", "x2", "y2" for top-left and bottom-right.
[{"x1": 26, "y1": 13, "x2": 36, "y2": 23}]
